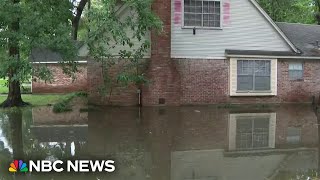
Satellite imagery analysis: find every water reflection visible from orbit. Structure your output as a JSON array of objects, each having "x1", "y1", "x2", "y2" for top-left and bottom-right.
[{"x1": 0, "y1": 104, "x2": 318, "y2": 179}]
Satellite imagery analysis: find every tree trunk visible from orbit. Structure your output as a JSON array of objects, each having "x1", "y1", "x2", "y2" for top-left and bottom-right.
[
  {"x1": 72, "y1": 0, "x2": 88, "y2": 40},
  {"x1": 316, "y1": 0, "x2": 320, "y2": 25},
  {"x1": 0, "y1": 0, "x2": 28, "y2": 107}
]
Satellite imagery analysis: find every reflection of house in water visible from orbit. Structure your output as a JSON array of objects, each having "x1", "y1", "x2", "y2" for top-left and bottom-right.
[
  {"x1": 26, "y1": 105, "x2": 319, "y2": 179},
  {"x1": 228, "y1": 113, "x2": 276, "y2": 151},
  {"x1": 170, "y1": 105, "x2": 319, "y2": 180},
  {"x1": 31, "y1": 106, "x2": 88, "y2": 157}
]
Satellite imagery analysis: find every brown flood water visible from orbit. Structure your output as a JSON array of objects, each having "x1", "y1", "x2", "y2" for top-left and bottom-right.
[{"x1": 0, "y1": 104, "x2": 319, "y2": 180}]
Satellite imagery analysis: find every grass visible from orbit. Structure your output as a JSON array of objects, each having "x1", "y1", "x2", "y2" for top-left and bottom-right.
[
  {"x1": 0, "y1": 78, "x2": 32, "y2": 94},
  {"x1": 0, "y1": 79, "x2": 7, "y2": 94},
  {"x1": 0, "y1": 94, "x2": 74, "y2": 107}
]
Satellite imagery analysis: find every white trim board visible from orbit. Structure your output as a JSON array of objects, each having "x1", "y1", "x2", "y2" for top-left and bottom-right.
[{"x1": 31, "y1": 61, "x2": 88, "y2": 64}]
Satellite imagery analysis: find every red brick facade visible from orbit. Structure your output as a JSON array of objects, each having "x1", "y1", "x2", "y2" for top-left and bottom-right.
[
  {"x1": 42, "y1": 0, "x2": 320, "y2": 106},
  {"x1": 172, "y1": 59, "x2": 320, "y2": 105},
  {"x1": 87, "y1": 54, "x2": 320, "y2": 106},
  {"x1": 87, "y1": 59, "x2": 139, "y2": 106},
  {"x1": 32, "y1": 63, "x2": 87, "y2": 94},
  {"x1": 141, "y1": 0, "x2": 181, "y2": 106}
]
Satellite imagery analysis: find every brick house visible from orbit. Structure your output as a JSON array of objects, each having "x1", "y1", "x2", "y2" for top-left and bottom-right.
[
  {"x1": 36, "y1": 0, "x2": 320, "y2": 106},
  {"x1": 31, "y1": 47, "x2": 88, "y2": 94},
  {"x1": 88, "y1": 0, "x2": 320, "y2": 106}
]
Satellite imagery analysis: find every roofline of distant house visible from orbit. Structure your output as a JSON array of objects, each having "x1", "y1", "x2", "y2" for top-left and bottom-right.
[
  {"x1": 31, "y1": 61, "x2": 87, "y2": 64},
  {"x1": 249, "y1": 0, "x2": 300, "y2": 53},
  {"x1": 226, "y1": 54, "x2": 320, "y2": 59}
]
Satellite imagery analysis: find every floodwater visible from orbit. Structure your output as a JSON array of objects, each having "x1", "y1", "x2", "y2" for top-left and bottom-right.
[{"x1": 0, "y1": 104, "x2": 319, "y2": 180}]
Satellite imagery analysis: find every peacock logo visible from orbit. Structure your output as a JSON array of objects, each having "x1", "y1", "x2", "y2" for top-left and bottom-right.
[{"x1": 9, "y1": 160, "x2": 28, "y2": 173}]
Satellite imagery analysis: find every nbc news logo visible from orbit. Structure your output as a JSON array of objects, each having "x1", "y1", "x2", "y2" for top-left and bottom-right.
[{"x1": 9, "y1": 159, "x2": 115, "y2": 173}]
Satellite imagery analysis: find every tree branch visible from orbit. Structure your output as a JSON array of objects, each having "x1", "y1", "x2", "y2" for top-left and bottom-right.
[{"x1": 72, "y1": 0, "x2": 88, "y2": 40}]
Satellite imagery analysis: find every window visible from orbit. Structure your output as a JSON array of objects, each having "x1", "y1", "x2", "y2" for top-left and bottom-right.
[
  {"x1": 236, "y1": 116, "x2": 270, "y2": 150},
  {"x1": 289, "y1": 62, "x2": 303, "y2": 80},
  {"x1": 228, "y1": 113, "x2": 277, "y2": 151},
  {"x1": 286, "y1": 127, "x2": 301, "y2": 144},
  {"x1": 237, "y1": 60, "x2": 271, "y2": 91},
  {"x1": 183, "y1": 0, "x2": 221, "y2": 28}
]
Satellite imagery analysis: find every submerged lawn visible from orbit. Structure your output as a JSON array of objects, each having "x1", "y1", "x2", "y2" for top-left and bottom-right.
[{"x1": 0, "y1": 94, "x2": 71, "y2": 106}]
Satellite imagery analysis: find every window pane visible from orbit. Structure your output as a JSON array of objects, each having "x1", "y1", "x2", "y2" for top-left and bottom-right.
[
  {"x1": 195, "y1": 0, "x2": 202, "y2": 13},
  {"x1": 203, "y1": 1, "x2": 209, "y2": 13},
  {"x1": 286, "y1": 127, "x2": 301, "y2": 144},
  {"x1": 238, "y1": 75, "x2": 253, "y2": 91},
  {"x1": 254, "y1": 60, "x2": 270, "y2": 76},
  {"x1": 252, "y1": 118, "x2": 269, "y2": 148},
  {"x1": 255, "y1": 76, "x2": 271, "y2": 90},
  {"x1": 289, "y1": 62, "x2": 303, "y2": 70},
  {"x1": 289, "y1": 70, "x2": 303, "y2": 80},
  {"x1": 184, "y1": 13, "x2": 192, "y2": 26},
  {"x1": 195, "y1": 14, "x2": 202, "y2": 26}
]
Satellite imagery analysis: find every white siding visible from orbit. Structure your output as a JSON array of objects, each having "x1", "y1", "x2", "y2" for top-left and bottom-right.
[
  {"x1": 80, "y1": 5, "x2": 151, "y2": 58},
  {"x1": 171, "y1": 0, "x2": 292, "y2": 58}
]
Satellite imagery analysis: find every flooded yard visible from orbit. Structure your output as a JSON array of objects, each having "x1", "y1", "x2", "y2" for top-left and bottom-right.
[{"x1": 0, "y1": 104, "x2": 319, "y2": 179}]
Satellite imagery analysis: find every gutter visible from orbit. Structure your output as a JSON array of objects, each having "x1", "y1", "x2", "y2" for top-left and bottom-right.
[
  {"x1": 31, "y1": 61, "x2": 88, "y2": 64},
  {"x1": 226, "y1": 54, "x2": 320, "y2": 60}
]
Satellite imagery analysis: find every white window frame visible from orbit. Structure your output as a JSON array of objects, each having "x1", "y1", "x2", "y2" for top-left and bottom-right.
[
  {"x1": 182, "y1": 0, "x2": 223, "y2": 29},
  {"x1": 228, "y1": 113, "x2": 276, "y2": 151},
  {"x1": 229, "y1": 58, "x2": 277, "y2": 96}
]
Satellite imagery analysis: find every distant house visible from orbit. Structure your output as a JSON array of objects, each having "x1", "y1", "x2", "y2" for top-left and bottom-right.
[{"x1": 31, "y1": 45, "x2": 88, "y2": 94}]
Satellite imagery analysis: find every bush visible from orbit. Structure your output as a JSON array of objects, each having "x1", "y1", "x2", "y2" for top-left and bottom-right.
[
  {"x1": 21, "y1": 86, "x2": 31, "y2": 94},
  {"x1": 53, "y1": 100, "x2": 72, "y2": 113},
  {"x1": 52, "y1": 92, "x2": 88, "y2": 113}
]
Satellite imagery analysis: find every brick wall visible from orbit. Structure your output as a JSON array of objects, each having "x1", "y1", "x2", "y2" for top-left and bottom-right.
[
  {"x1": 32, "y1": 63, "x2": 87, "y2": 94},
  {"x1": 173, "y1": 58, "x2": 320, "y2": 105},
  {"x1": 175, "y1": 59, "x2": 229, "y2": 104},
  {"x1": 87, "y1": 59, "x2": 139, "y2": 106},
  {"x1": 141, "y1": 0, "x2": 181, "y2": 106},
  {"x1": 277, "y1": 59, "x2": 320, "y2": 102}
]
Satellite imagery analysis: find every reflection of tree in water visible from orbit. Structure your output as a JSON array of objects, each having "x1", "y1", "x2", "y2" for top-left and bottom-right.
[{"x1": 0, "y1": 108, "x2": 87, "y2": 179}]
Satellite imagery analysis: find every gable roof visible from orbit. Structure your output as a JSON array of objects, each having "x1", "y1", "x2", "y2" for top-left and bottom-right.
[
  {"x1": 30, "y1": 41, "x2": 87, "y2": 63},
  {"x1": 249, "y1": 0, "x2": 300, "y2": 53},
  {"x1": 276, "y1": 22, "x2": 320, "y2": 57}
]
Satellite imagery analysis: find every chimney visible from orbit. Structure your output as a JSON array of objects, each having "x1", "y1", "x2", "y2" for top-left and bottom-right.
[{"x1": 142, "y1": 0, "x2": 181, "y2": 106}]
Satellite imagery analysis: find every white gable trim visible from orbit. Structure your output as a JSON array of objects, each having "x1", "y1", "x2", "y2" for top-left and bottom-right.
[{"x1": 249, "y1": 0, "x2": 300, "y2": 53}]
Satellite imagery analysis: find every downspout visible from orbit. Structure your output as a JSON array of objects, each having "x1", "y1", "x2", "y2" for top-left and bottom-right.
[{"x1": 137, "y1": 89, "x2": 142, "y2": 106}]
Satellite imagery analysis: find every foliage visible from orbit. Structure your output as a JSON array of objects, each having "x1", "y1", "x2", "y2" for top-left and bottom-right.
[
  {"x1": 0, "y1": 78, "x2": 32, "y2": 94},
  {"x1": 257, "y1": 0, "x2": 317, "y2": 24},
  {"x1": 0, "y1": 0, "x2": 79, "y2": 103},
  {"x1": 52, "y1": 92, "x2": 87, "y2": 113},
  {"x1": 86, "y1": 0, "x2": 162, "y2": 101}
]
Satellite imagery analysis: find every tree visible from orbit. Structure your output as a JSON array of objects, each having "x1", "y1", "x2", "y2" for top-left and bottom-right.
[
  {"x1": 72, "y1": 0, "x2": 89, "y2": 40},
  {"x1": 0, "y1": 0, "x2": 161, "y2": 107},
  {"x1": 86, "y1": 0, "x2": 162, "y2": 102},
  {"x1": 0, "y1": 0, "x2": 78, "y2": 107},
  {"x1": 315, "y1": 0, "x2": 320, "y2": 24},
  {"x1": 257, "y1": 0, "x2": 316, "y2": 24}
]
